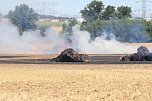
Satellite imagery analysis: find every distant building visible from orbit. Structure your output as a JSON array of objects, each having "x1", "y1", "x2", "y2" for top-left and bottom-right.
[
  {"x1": 75, "y1": 17, "x2": 84, "y2": 23},
  {"x1": 49, "y1": 18, "x2": 60, "y2": 22},
  {"x1": 39, "y1": 17, "x2": 69, "y2": 22},
  {"x1": 39, "y1": 19, "x2": 50, "y2": 22},
  {"x1": 38, "y1": 16, "x2": 85, "y2": 23}
]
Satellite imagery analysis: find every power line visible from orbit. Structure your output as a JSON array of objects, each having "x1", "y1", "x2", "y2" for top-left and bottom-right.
[
  {"x1": 137, "y1": 0, "x2": 152, "y2": 19},
  {"x1": 31, "y1": 1, "x2": 57, "y2": 15}
]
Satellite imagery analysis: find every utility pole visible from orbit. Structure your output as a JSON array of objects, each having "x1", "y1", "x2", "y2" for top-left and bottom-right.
[
  {"x1": 137, "y1": 0, "x2": 152, "y2": 19},
  {"x1": 142, "y1": 0, "x2": 146, "y2": 18},
  {"x1": 32, "y1": 1, "x2": 57, "y2": 15}
]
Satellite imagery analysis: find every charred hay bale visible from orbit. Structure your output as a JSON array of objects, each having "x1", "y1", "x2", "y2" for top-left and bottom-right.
[
  {"x1": 79, "y1": 54, "x2": 94, "y2": 62},
  {"x1": 52, "y1": 48, "x2": 93, "y2": 62},
  {"x1": 120, "y1": 55, "x2": 131, "y2": 61},
  {"x1": 120, "y1": 52, "x2": 147, "y2": 61},
  {"x1": 120, "y1": 46, "x2": 150, "y2": 61},
  {"x1": 130, "y1": 46, "x2": 150, "y2": 61},
  {"x1": 137, "y1": 46, "x2": 149, "y2": 56},
  {"x1": 144, "y1": 53, "x2": 152, "y2": 61},
  {"x1": 129, "y1": 53, "x2": 145, "y2": 61}
]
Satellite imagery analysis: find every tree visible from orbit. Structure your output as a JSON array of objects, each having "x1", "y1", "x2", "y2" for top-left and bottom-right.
[
  {"x1": 117, "y1": 6, "x2": 132, "y2": 19},
  {"x1": 142, "y1": 20, "x2": 152, "y2": 38},
  {"x1": 80, "y1": 0, "x2": 104, "y2": 23},
  {"x1": 62, "y1": 19, "x2": 78, "y2": 34},
  {"x1": 7, "y1": 4, "x2": 38, "y2": 35},
  {"x1": 38, "y1": 25, "x2": 49, "y2": 36},
  {"x1": 102, "y1": 5, "x2": 116, "y2": 20}
]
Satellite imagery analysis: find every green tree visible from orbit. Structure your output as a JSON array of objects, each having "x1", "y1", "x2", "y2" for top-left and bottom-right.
[
  {"x1": 62, "y1": 19, "x2": 78, "y2": 34},
  {"x1": 102, "y1": 5, "x2": 116, "y2": 20},
  {"x1": 7, "y1": 4, "x2": 38, "y2": 35},
  {"x1": 117, "y1": 6, "x2": 132, "y2": 19},
  {"x1": 80, "y1": 0, "x2": 104, "y2": 23},
  {"x1": 38, "y1": 25, "x2": 49, "y2": 36},
  {"x1": 142, "y1": 20, "x2": 152, "y2": 37}
]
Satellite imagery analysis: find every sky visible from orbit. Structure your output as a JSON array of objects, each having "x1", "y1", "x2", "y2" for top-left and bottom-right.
[{"x1": 0, "y1": 0, "x2": 151, "y2": 17}]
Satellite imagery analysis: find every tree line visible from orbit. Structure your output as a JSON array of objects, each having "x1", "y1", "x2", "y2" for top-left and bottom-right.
[
  {"x1": 63, "y1": 0, "x2": 152, "y2": 42},
  {"x1": 80, "y1": 0, "x2": 132, "y2": 23},
  {"x1": 6, "y1": 1, "x2": 152, "y2": 42}
]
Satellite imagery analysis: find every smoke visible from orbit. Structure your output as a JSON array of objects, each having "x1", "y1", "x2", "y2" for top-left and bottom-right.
[
  {"x1": 0, "y1": 18, "x2": 141, "y2": 54},
  {"x1": 0, "y1": 18, "x2": 57, "y2": 54},
  {"x1": 53, "y1": 25, "x2": 138, "y2": 54}
]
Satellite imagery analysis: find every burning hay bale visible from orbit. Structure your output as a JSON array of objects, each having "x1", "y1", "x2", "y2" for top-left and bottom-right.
[
  {"x1": 51, "y1": 48, "x2": 93, "y2": 62},
  {"x1": 120, "y1": 46, "x2": 152, "y2": 61}
]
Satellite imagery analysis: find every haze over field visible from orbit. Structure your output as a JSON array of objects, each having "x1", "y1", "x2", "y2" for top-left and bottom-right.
[
  {"x1": 0, "y1": 18, "x2": 140, "y2": 54},
  {"x1": 0, "y1": 0, "x2": 151, "y2": 54}
]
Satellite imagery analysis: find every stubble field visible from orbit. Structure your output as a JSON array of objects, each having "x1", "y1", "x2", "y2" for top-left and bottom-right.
[
  {"x1": 1, "y1": 42, "x2": 152, "y2": 101},
  {"x1": 0, "y1": 63, "x2": 152, "y2": 101}
]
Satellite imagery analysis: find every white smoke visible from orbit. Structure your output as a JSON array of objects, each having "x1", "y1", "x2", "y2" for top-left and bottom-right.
[
  {"x1": 0, "y1": 19, "x2": 138, "y2": 54},
  {"x1": 0, "y1": 18, "x2": 57, "y2": 54},
  {"x1": 54, "y1": 25, "x2": 138, "y2": 54}
]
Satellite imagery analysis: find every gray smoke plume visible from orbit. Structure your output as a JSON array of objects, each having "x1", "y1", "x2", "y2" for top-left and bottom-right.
[
  {"x1": 0, "y1": 18, "x2": 57, "y2": 54},
  {"x1": 54, "y1": 25, "x2": 138, "y2": 54},
  {"x1": 0, "y1": 18, "x2": 145, "y2": 54}
]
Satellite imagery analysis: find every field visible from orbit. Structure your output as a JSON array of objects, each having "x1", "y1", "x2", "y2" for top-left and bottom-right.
[
  {"x1": 0, "y1": 54, "x2": 152, "y2": 101},
  {"x1": 36, "y1": 21, "x2": 65, "y2": 27},
  {"x1": 1, "y1": 64, "x2": 152, "y2": 101},
  {"x1": 0, "y1": 44, "x2": 152, "y2": 101}
]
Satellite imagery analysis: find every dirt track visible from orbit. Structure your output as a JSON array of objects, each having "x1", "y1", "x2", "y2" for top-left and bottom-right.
[{"x1": 0, "y1": 54, "x2": 152, "y2": 64}]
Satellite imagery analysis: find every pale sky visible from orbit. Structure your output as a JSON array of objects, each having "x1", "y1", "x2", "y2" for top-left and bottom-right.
[{"x1": 0, "y1": 0, "x2": 152, "y2": 17}]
